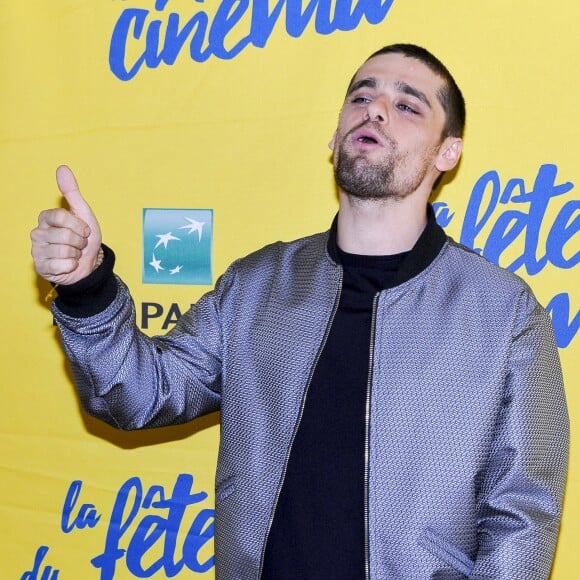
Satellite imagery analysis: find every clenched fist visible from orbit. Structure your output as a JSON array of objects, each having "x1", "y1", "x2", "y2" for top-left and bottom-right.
[{"x1": 31, "y1": 166, "x2": 103, "y2": 285}]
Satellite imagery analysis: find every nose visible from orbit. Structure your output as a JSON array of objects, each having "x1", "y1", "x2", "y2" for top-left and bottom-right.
[{"x1": 365, "y1": 98, "x2": 388, "y2": 124}]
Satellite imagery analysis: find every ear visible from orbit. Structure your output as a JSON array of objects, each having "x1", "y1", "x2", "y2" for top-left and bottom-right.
[
  {"x1": 435, "y1": 137, "x2": 462, "y2": 172},
  {"x1": 329, "y1": 131, "x2": 337, "y2": 151}
]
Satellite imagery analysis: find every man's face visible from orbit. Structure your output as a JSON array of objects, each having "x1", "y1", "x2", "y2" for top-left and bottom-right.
[{"x1": 331, "y1": 53, "x2": 459, "y2": 200}]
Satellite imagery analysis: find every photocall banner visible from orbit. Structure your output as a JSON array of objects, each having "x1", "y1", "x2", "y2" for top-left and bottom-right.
[{"x1": 1, "y1": 0, "x2": 577, "y2": 577}]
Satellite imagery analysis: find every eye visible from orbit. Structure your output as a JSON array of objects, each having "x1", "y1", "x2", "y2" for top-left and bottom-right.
[
  {"x1": 351, "y1": 95, "x2": 371, "y2": 104},
  {"x1": 397, "y1": 103, "x2": 419, "y2": 115}
]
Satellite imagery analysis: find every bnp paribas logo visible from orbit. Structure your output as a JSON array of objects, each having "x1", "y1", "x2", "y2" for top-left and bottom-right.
[{"x1": 142, "y1": 209, "x2": 213, "y2": 285}]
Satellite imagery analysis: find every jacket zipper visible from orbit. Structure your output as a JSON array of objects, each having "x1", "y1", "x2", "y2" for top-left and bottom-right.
[
  {"x1": 257, "y1": 268, "x2": 343, "y2": 579},
  {"x1": 364, "y1": 293, "x2": 379, "y2": 580}
]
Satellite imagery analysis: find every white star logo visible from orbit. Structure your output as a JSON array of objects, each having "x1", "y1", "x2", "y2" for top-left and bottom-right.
[
  {"x1": 179, "y1": 218, "x2": 205, "y2": 242},
  {"x1": 155, "y1": 232, "x2": 181, "y2": 249},
  {"x1": 149, "y1": 253, "x2": 164, "y2": 272},
  {"x1": 169, "y1": 265, "x2": 183, "y2": 275}
]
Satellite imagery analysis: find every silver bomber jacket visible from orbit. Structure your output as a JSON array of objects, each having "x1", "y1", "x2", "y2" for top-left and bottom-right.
[{"x1": 53, "y1": 219, "x2": 569, "y2": 580}]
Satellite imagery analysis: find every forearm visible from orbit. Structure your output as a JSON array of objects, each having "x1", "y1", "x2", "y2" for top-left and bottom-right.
[{"x1": 53, "y1": 275, "x2": 222, "y2": 430}]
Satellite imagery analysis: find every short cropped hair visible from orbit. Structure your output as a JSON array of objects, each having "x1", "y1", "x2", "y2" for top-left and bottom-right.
[{"x1": 364, "y1": 44, "x2": 466, "y2": 139}]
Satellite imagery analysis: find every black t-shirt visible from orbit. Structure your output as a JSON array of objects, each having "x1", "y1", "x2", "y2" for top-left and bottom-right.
[{"x1": 261, "y1": 248, "x2": 408, "y2": 579}]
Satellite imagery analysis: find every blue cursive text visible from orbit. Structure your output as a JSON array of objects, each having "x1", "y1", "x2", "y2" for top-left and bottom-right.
[
  {"x1": 91, "y1": 473, "x2": 214, "y2": 578},
  {"x1": 109, "y1": 0, "x2": 395, "y2": 80}
]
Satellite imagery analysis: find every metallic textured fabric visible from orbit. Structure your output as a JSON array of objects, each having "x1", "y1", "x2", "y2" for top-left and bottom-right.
[{"x1": 53, "y1": 231, "x2": 568, "y2": 579}]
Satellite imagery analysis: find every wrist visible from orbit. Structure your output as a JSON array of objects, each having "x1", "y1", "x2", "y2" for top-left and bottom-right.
[{"x1": 53, "y1": 244, "x2": 118, "y2": 317}]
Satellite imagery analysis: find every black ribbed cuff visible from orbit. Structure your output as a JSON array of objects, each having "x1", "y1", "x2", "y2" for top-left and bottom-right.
[{"x1": 54, "y1": 244, "x2": 118, "y2": 318}]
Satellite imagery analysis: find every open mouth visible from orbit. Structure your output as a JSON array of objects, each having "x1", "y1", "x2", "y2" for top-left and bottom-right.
[{"x1": 351, "y1": 127, "x2": 382, "y2": 146}]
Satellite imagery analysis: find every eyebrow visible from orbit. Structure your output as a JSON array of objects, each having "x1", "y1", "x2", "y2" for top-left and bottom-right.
[
  {"x1": 346, "y1": 77, "x2": 377, "y2": 96},
  {"x1": 394, "y1": 81, "x2": 432, "y2": 109},
  {"x1": 346, "y1": 76, "x2": 433, "y2": 110}
]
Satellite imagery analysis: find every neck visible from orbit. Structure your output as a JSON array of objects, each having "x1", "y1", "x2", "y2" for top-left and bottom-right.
[{"x1": 337, "y1": 191, "x2": 428, "y2": 255}]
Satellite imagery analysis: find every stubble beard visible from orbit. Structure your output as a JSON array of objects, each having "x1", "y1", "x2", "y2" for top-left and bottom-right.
[
  {"x1": 334, "y1": 148, "x2": 397, "y2": 200},
  {"x1": 334, "y1": 131, "x2": 433, "y2": 201}
]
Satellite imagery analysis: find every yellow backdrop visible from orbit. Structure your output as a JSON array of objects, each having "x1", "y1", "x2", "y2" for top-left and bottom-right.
[{"x1": 1, "y1": 0, "x2": 577, "y2": 577}]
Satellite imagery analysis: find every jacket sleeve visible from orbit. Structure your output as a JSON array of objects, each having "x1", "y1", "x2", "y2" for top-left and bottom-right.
[
  {"x1": 52, "y1": 269, "x2": 236, "y2": 430},
  {"x1": 470, "y1": 289, "x2": 569, "y2": 579}
]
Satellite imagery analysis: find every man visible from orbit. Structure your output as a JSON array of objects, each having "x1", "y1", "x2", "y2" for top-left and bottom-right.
[{"x1": 31, "y1": 44, "x2": 568, "y2": 579}]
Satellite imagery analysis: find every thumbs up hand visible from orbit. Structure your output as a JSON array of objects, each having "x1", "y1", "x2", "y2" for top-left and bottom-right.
[{"x1": 31, "y1": 166, "x2": 103, "y2": 285}]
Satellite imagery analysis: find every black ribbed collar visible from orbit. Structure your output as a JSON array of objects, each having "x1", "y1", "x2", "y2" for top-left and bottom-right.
[{"x1": 327, "y1": 204, "x2": 448, "y2": 287}]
